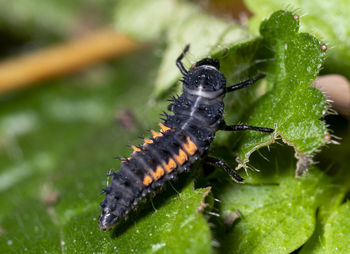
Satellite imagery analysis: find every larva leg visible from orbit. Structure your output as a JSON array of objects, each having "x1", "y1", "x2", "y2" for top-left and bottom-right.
[
  {"x1": 206, "y1": 157, "x2": 244, "y2": 183},
  {"x1": 176, "y1": 44, "x2": 190, "y2": 75},
  {"x1": 221, "y1": 124, "x2": 274, "y2": 133},
  {"x1": 226, "y1": 73, "x2": 266, "y2": 92}
]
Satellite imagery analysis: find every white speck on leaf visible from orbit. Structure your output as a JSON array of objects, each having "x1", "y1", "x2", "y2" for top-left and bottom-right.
[{"x1": 152, "y1": 243, "x2": 166, "y2": 252}]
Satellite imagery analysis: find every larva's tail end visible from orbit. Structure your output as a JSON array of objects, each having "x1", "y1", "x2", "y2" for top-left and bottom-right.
[{"x1": 98, "y1": 209, "x2": 118, "y2": 232}]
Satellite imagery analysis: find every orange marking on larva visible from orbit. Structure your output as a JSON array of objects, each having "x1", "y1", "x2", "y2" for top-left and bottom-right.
[
  {"x1": 143, "y1": 138, "x2": 153, "y2": 149},
  {"x1": 143, "y1": 175, "x2": 153, "y2": 186},
  {"x1": 152, "y1": 166, "x2": 165, "y2": 179},
  {"x1": 159, "y1": 123, "x2": 171, "y2": 132},
  {"x1": 131, "y1": 145, "x2": 141, "y2": 153},
  {"x1": 163, "y1": 158, "x2": 177, "y2": 172},
  {"x1": 174, "y1": 149, "x2": 188, "y2": 165},
  {"x1": 151, "y1": 129, "x2": 163, "y2": 138},
  {"x1": 144, "y1": 138, "x2": 153, "y2": 144},
  {"x1": 183, "y1": 136, "x2": 197, "y2": 155},
  {"x1": 121, "y1": 157, "x2": 131, "y2": 163}
]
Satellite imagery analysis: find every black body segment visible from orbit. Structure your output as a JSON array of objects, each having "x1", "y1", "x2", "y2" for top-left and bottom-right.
[{"x1": 98, "y1": 45, "x2": 274, "y2": 231}]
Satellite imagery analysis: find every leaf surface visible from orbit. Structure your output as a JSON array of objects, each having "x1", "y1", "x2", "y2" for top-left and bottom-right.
[
  {"x1": 234, "y1": 11, "x2": 328, "y2": 174},
  {"x1": 244, "y1": 0, "x2": 350, "y2": 79},
  {"x1": 0, "y1": 50, "x2": 212, "y2": 253},
  {"x1": 216, "y1": 146, "x2": 340, "y2": 254}
]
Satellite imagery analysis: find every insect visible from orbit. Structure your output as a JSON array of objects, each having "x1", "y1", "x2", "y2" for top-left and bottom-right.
[{"x1": 98, "y1": 45, "x2": 274, "y2": 231}]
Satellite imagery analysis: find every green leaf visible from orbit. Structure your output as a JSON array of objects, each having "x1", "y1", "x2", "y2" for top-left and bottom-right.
[
  {"x1": 0, "y1": 198, "x2": 61, "y2": 253},
  {"x1": 0, "y1": 51, "x2": 156, "y2": 251},
  {"x1": 51, "y1": 118, "x2": 212, "y2": 253},
  {"x1": 57, "y1": 178, "x2": 212, "y2": 253},
  {"x1": 0, "y1": 50, "x2": 212, "y2": 253},
  {"x1": 235, "y1": 10, "x2": 328, "y2": 175},
  {"x1": 323, "y1": 202, "x2": 350, "y2": 253},
  {"x1": 244, "y1": 0, "x2": 350, "y2": 78},
  {"x1": 299, "y1": 130, "x2": 350, "y2": 253},
  {"x1": 298, "y1": 195, "x2": 344, "y2": 254},
  {"x1": 298, "y1": 194, "x2": 350, "y2": 254},
  {"x1": 216, "y1": 146, "x2": 340, "y2": 254}
]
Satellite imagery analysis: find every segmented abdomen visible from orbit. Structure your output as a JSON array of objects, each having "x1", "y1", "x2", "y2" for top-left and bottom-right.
[{"x1": 100, "y1": 123, "x2": 200, "y2": 221}]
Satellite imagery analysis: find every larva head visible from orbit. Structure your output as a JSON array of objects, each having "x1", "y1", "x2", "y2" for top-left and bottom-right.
[
  {"x1": 183, "y1": 58, "x2": 226, "y2": 99},
  {"x1": 194, "y1": 58, "x2": 220, "y2": 70}
]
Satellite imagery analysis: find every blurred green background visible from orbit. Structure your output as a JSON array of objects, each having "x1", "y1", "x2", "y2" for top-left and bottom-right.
[{"x1": 0, "y1": 0, "x2": 349, "y2": 253}]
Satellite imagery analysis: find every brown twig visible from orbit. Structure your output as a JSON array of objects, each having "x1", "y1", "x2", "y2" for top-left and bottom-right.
[{"x1": 0, "y1": 28, "x2": 143, "y2": 94}]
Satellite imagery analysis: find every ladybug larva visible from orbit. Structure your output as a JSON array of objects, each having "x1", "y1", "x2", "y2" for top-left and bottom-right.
[{"x1": 98, "y1": 45, "x2": 274, "y2": 231}]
